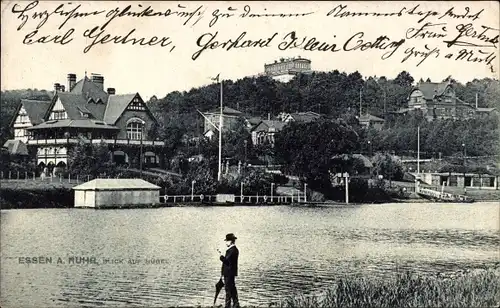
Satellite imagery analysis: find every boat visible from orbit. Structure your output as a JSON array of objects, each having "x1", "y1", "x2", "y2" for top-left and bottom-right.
[{"x1": 417, "y1": 189, "x2": 474, "y2": 203}]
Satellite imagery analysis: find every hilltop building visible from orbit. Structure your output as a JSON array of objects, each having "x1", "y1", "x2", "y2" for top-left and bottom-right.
[
  {"x1": 264, "y1": 57, "x2": 312, "y2": 82},
  {"x1": 5, "y1": 72, "x2": 165, "y2": 174}
]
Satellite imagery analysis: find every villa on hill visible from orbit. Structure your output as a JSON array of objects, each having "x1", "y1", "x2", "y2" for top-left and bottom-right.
[
  {"x1": 5, "y1": 72, "x2": 165, "y2": 175},
  {"x1": 392, "y1": 80, "x2": 495, "y2": 121}
]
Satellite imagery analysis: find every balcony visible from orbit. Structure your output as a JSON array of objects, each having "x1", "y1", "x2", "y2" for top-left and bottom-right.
[{"x1": 26, "y1": 138, "x2": 165, "y2": 146}]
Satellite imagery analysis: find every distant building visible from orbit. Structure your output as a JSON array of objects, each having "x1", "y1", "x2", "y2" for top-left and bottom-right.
[
  {"x1": 280, "y1": 111, "x2": 322, "y2": 123},
  {"x1": 264, "y1": 57, "x2": 312, "y2": 82},
  {"x1": 358, "y1": 114, "x2": 385, "y2": 130},
  {"x1": 5, "y1": 72, "x2": 165, "y2": 174},
  {"x1": 244, "y1": 116, "x2": 263, "y2": 130},
  {"x1": 418, "y1": 172, "x2": 498, "y2": 190},
  {"x1": 251, "y1": 120, "x2": 287, "y2": 146},
  {"x1": 330, "y1": 154, "x2": 374, "y2": 185},
  {"x1": 401, "y1": 80, "x2": 476, "y2": 120},
  {"x1": 475, "y1": 107, "x2": 498, "y2": 118},
  {"x1": 201, "y1": 106, "x2": 245, "y2": 139}
]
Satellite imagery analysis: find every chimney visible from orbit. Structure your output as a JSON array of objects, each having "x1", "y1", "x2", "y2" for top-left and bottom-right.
[
  {"x1": 60, "y1": 85, "x2": 65, "y2": 92},
  {"x1": 91, "y1": 73, "x2": 104, "y2": 90},
  {"x1": 107, "y1": 88, "x2": 116, "y2": 95},
  {"x1": 475, "y1": 92, "x2": 478, "y2": 109},
  {"x1": 54, "y1": 83, "x2": 61, "y2": 92},
  {"x1": 67, "y1": 73, "x2": 76, "y2": 92}
]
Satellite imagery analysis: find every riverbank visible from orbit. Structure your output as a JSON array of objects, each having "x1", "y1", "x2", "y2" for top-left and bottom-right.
[
  {"x1": 1, "y1": 179, "x2": 498, "y2": 209},
  {"x1": 275, "y1": 269, "x2": 500, "y2": 308}
]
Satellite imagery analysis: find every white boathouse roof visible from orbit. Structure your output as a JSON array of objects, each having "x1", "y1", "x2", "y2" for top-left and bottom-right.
[{"x1": 73, "y1": 179, "x2": 160, "y2": 191}]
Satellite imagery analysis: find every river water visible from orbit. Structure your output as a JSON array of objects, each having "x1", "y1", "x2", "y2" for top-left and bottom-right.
[{"x1": 1, "y1": 202, "x2": 499, "y2": 307}]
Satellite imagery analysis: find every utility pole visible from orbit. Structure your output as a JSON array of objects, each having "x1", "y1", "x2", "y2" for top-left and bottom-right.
[
  {"x1": 345, "y1": 173, "x2": 349, "y2": 204},
  {"x1": 462, "y1": 143, "x2": 466, "y2": 192},
  {"x1": 359, "y1": 88, "x2": 362, "y2": 117},
  {"x1": 140, "y1": 125, "x2": 144, "y2": 178},
  {"x1": 218, "y1": 79, "x2": 223, "y2": 182},
  {"x1": 417, "y1": 126, "x2": 420, "y2": 174},
  {"x1": 416, "y1": 126, "x2": 420, "y2": 192},
  {"x1": 383, "y1": 90, "x2": 387, "y2": 116},
  {"x1": 191, "y1": 180, "x2": 196, "y2": 201}
]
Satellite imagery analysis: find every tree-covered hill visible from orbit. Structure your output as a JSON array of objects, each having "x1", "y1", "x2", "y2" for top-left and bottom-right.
[{"x1": 2, "y1": 71, "x2": 499, "y2": 158}]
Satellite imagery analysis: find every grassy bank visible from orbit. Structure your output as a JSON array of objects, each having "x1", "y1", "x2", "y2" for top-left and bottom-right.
[{"x1": 277, "y1": 269, "x2": 500, "y2": 308}]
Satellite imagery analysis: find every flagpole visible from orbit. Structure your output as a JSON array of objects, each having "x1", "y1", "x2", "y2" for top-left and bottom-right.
[{"x1": 218, "y1": 78, "x2": 223, "y2": 182}]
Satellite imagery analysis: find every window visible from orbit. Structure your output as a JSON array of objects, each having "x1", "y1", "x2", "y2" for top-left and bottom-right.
[
  {"x1": 17, "y1": 113, "x2": 29, "y2": 124},
  {"x1": 127, "y1": 120, "x2": 144, "y2": 140},
  {"x1": 127, "y1": 98, "x2": 146, "y2": 111},
  {"x1": 51, "y1": 110, "x2": 67, "y2": 120},
  {"x1": 14, "y1": 129, "x2": 28, "y2": 138}
]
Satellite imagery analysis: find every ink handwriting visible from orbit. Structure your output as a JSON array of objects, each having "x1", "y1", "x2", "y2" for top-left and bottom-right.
[
  {"x1": 443, "y1": 24, "x2": 499, "y2": 48},
  {"x1": 83, "y1": 26, "x2": 176, "y2": 54},
  {"x1": 11, "y1": 1, "x2": 105, "y2": 31},
  {"x1": 327, "y1": 4, "x2": 484, "y2": 24}
]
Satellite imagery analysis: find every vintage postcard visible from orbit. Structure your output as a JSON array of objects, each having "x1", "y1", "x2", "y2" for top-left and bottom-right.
[{"x1": 1, "y1": 1, "x2": 499, "y2": 307}]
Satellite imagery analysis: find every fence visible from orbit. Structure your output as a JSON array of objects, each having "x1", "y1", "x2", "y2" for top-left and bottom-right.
[
  {"x1": 161, "y1": 194, "x2": 303, "y2": 204},
  {"x1": 0, "y1": 170, "x2": 128, "y2": 185}
]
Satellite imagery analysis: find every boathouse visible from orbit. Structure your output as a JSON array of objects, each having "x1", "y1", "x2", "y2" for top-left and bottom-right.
[{"x1": 73, "y1": 178, "x2": 160, "y2": 208}]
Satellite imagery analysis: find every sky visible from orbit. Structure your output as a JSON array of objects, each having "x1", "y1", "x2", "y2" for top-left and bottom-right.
[{"x1": 1, "y1": 1, "x2": 499, "y2": 100}]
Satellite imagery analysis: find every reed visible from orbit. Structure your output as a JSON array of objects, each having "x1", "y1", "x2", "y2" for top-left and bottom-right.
[{"x1": 278, "y1": 269, "x2": 500, "y2": 308}]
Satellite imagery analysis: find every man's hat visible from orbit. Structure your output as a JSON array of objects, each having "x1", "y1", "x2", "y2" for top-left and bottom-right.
[{"x1": 224, "y1": 233, "x2": 237, "y2": 241}]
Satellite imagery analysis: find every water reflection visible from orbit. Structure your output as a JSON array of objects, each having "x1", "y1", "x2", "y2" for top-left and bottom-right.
[{"x1": 1, "y1": 202, "x2": 499, "y2": 307}]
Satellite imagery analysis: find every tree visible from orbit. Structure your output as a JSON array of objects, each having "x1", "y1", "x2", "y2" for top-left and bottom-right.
[
  {"x1": 68, "y1": 141, "x2": 117, "y2": 178},
  {"x1": 371, "y1": 153, "x2": 404, "y2": 184},
  {"x1": 222, "y1": 118, "x2": 252, "y2": 162},
  {"x1": 394, "y1": 71, "x2": 415, "y2": 87},
  {"x1": 275, "y1": 119, "x2": 361, "y2": 194}
]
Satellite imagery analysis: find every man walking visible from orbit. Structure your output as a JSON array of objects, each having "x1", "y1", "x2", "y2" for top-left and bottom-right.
[{"x1": 218, "y1": 233, "x2": 240, "y2": 308}]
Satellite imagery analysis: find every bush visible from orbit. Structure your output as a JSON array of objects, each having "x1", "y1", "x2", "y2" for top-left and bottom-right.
[{"x1": 0, "y1": 187, "x2": 73, "y2": 208}]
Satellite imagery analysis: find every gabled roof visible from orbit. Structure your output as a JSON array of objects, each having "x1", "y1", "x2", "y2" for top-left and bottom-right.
[
  {"x1": 359, "y1": 114, "x2": 385, "y2": 123},
  {"x1": 18, "y1": 99, "x2": 52, "y2": 125},
  {"x1": 412, "y1": 81, "x2": 451, "y2": 100},
  {"x1": 205, "y1": 106, "x2": 243, "y2": 115},
  {"x1": 245, "y1": 116, "x2": 263, "y2": 126},
  {"x1": 391, "y1": 108, "x2": 412, "y2": 114},
  {"x1": 287, "y1": 111, "x2": 322, "y2": 122},
  {"x1": 2, "y1": 140, "x2": 29, "y2": 155},
  {"x1": 27, "y1": 119, "x2": 119, "y2": 130},
  {"x1": 73, "y1": 178, "x2": 160, "y2": 191},
  {"x1": 103, "y1": 94, "x2": 137, "y2": 124},
  {"x1": 56, "y1": 92, "x2": 107, "y2": 120},
  {"x1": 70, "y1": 76, "x2": 109, "y2": 102},
  {"x1": 476, "y1": 107, "x2": 497, "y2": 112},
  {"x1": 252, "y1": 120, "x2": 287, "y2": 132}
]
